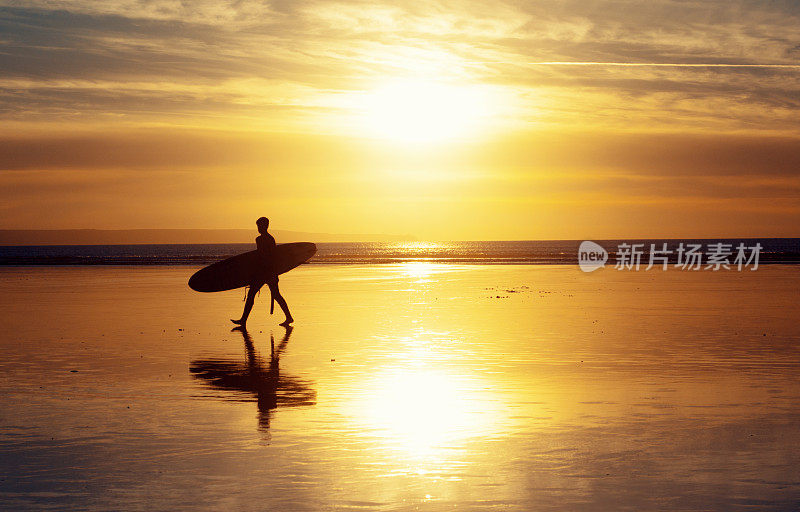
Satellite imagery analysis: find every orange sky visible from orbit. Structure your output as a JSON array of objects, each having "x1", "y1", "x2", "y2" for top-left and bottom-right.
[{"x1": 1, "y1": 1, "x2": 799, "y2": 239}]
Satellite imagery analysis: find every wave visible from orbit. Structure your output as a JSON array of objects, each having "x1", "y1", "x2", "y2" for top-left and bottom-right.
[{"x1": 1, "y1": 239, "x2": 799, "y2": 266}]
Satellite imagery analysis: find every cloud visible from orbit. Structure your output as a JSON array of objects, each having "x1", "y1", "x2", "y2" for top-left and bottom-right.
[
  {"x1": 1, "y1": 1, "x2": 800, "y2": 131},
  {"x1": 2, "y1": 128, "x2": 799, "y2": 176}
]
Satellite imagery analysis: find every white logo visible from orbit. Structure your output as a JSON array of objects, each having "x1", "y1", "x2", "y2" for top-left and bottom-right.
[{"x1": 578, "y1": 241, "x2": 608, "y2": 272}]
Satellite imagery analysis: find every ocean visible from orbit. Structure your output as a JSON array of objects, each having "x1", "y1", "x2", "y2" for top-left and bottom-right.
[{"x1": 1, "y1": 238, "x2": 799, "y2": 265}]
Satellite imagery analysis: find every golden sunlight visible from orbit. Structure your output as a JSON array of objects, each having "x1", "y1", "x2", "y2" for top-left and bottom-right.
[
  {"x1": 361, "y1": 369, "x2": 493, "y2": 459},
  {"x1": 360, "y1": 79, "x2": 493, "y2": 144},
  {"x1": 398, "y1": 261, "x2": 438, "y2": 280}
]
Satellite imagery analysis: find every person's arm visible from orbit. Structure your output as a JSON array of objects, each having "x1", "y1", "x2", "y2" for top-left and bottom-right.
[
  {"x1": 266, "y1": 235, "x2": 277, "y2": 273},
  {"x1": 256, "y1": 234, "x2": 277, "y2": 273},
  {"x1": 256, "y1": 235, "x2": 270, "y2": 263}
]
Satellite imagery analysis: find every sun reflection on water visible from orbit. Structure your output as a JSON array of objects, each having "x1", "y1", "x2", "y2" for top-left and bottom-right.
[
  {"x1": 398, "y1": 262, "x2": 439, "y2": 280},
  {"x1": 366, "y1": 370, "x2": 470, "y2": 455},
  {"x1": 355, "y1": 359, "x2": 503, "y2": 476},
  {"x1": 392, "y1": 241, "x2": 444, "y2": 252}
]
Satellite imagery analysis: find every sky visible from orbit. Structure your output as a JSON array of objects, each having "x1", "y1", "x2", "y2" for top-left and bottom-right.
[{"x1": 1, "y1": 0, "x2": 799, "y2": 240}]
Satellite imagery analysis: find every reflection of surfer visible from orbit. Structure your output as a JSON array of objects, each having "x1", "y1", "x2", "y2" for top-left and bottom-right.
[
  {"x1": 232, "y1": 217, "x2": 294, "y2": 327},
  {"x1": 190, "y1": 326, "x2": 315, "y2": 432}
]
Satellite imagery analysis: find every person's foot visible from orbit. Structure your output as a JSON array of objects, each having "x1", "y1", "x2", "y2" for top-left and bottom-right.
[
  {"x1": 231, "y1": 318, "x2": 246, "y2": 326},
  {"x1": 279, "y1": 317, "x2": 294, "y2": 326}
]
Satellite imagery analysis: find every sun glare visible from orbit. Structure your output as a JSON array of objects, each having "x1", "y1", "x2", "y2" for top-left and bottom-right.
[
  {"x1": 361, "y1": 369, "x2": 494, "y2": 459},
  {"x1": 361, "y1": 79, "x2": 492, "y2": 144}
]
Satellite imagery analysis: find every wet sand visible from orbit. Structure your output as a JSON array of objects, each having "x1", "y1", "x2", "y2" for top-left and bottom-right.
[{"x1": 1, "y1": 264, "x2": 799, "y2": 510}]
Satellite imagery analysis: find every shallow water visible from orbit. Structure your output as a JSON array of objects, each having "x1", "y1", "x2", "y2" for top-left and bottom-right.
[{"x1": 1, "y1": 264, "x2": 799, "y2": 510}]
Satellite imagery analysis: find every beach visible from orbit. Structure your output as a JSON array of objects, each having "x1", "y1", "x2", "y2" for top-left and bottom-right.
[{"x1": 1, "y1": 263, "x2": 799, "y2": 510}]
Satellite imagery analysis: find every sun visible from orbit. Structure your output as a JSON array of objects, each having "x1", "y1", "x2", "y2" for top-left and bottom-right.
[{"x1": 360, "y1": 78, "x2": 491, "y2": 144}]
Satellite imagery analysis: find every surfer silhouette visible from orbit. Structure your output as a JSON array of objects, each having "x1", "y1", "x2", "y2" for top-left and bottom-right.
[{"x1": 231, "y1": 217, "x2": 294, "y2": 327}]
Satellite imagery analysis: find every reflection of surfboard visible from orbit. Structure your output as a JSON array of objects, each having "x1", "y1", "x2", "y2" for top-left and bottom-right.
[{"x1": 188, "y1": 242, "x2": 316, "y2": 292}]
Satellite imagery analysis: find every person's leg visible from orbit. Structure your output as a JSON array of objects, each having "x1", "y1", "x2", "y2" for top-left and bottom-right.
[
  {"x1": 269, "y1": 283, "x2": 293, "y2": 325},
  {"x1": 232, "y1": 284, "x2": 261, "y2": 326}
]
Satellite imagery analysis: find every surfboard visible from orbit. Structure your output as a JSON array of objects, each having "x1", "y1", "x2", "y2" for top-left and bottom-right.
[{"x1": 188, "y1": 242, "x2": 316, "y2": 292}]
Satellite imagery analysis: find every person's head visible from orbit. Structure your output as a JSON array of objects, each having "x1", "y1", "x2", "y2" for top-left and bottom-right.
[{"x1": 256, "y1": 217, "x2": 269, "y2": 234}]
